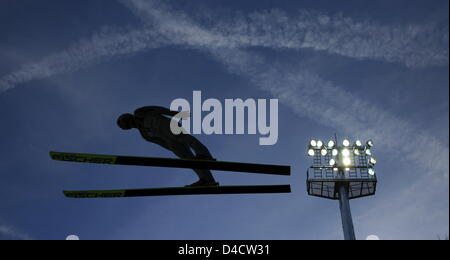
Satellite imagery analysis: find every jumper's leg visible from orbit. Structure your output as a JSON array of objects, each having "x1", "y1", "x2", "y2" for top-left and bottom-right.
[
  {"x1": 178, "y1": 134, "x2": 215, "y2": 160},
  {"x1": 170, "y1": 143, "x2": 218, "y2": 186}
]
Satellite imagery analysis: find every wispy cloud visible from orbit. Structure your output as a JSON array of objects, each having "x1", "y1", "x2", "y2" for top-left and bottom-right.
[
  {"x1": 0, "y1": 224, "x2": 33, "y2": 240},
  {"x1": 123, "y1": 0, "x2": 449, "y2": 68},
  {"x1": 212, "y1": 10, "x2": 449, "y2": 68},
  {"x1": 1, "y1": 0, "x2": 448, "y2": 92},
  {"x1": 0, "y1": 27, "x2": 167, "y2": 92}
]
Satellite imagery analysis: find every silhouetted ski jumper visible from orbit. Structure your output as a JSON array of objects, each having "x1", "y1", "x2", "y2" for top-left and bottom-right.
[{"x1": 117, "y1": 106, "x2": 218, "y2": 187}]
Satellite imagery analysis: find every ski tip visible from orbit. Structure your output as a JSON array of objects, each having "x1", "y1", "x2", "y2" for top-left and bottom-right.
[
  {"x1": 62, "y1": 191, "x2": 72, "y2": 198},
  {"x1": 49, "y1": 151, "x2": 58, "y2": 159}
]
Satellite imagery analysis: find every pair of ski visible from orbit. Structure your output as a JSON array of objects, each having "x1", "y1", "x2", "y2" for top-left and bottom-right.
[{"x1": 50, "y1": 151, "x2": 291, "y2": 199}]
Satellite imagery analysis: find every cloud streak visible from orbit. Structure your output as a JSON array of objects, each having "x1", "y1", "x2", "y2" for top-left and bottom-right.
[
  {"x1": 211, "y1": 10, "x2": 449, "y2": 68},
  {"x1": 0, "y1": 224, "x2": 33, "y2": 240},
  {"x1": 123, "y1": 0, "x2": 449, "y2": 68},
  {"x1": 0, "y1": 27, "x2": 167, "y2": 92},
  {"x1": 1, "y1": 0, "x2": 448, "y2": 92}
]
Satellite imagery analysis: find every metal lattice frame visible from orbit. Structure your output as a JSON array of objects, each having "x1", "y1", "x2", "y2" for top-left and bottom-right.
[{"x1": 307, "y1": 170, "x2": 377, "y2": 200}]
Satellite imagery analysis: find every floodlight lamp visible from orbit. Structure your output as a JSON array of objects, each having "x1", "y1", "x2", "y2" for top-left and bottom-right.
[
  {"x1": 368, "y1": 168, "x2": 376, "y2": 176},
  {"x1": 332, "y1": 149, "x2": 339, "y2": 156},
  {"x1": 342, "y1": 149, "x2": 351, "y2": 157},
  {"x1": 354, "y1": 149, "x2": 360, "y2": 156},
  {"x1": 355, "y1": 140, "x2": 363, "y2": 147},
  {"x1": 343, "y1": 139, "x2": 350, "y2": 147},
  {"x1": 365, "y1": 149, "x2": 372, "y2": 156},
  {"x1": 308, "y1": 149, "x2": 315, "y2": 157},
  {"x1": 327, "y1": 140, "x2": 335, "y2": 148},
  {"x1": 329, "y1": 159, "x2": 336, "y2": 166},
  {"x1": 345, "y1": 168, "x2": 350, "y2": 172},
  {"x1": 367, "y1": 140, "x2": 374, "y2": 147},
  {"x1": 333, "y1": 167, "x2": 339, "y2": 171},
  {"x1": 310, "y1": 140, "x2": 317, "y2": 147},
  {"x1": 343, "y1": 157, "x2": 352, "y2": 166},
  {"x1": 321, "y1": 149, "x2": 328, "y2": 156},
  {"x1": 369, "y1": 157, "x2": 377, "y2": 165},
  {"x1": 316, "y1": 140, "x2": 323, "y2": 148}
]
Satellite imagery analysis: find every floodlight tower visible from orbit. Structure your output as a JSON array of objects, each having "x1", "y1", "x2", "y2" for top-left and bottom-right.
[{"x1": 306, "y1": 138, "x2": 377, "y2": 240}]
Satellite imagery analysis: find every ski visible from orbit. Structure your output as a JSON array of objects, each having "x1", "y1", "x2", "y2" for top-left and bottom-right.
[
  {"x1": 50, "y1": 151, "x2": 291, "y2": 176},
  {"x1": 64, "y1": 185, "x2": 292, "y2": 198}
]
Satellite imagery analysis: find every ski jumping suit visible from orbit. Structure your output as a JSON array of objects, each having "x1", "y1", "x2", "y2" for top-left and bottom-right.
[{"x1": 133, "y1": 106, "x2": 216, "y2": 182}]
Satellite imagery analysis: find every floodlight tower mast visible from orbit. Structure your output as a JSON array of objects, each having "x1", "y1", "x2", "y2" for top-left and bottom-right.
[
  {"x1": 306, "y1": 138, "x2": 377, "y2": 240},
  {"x1": 331, "y1": 134, "x2": 356, "y2": 240},
  {"x1": 337, "y1": 178, "x2": 356, "y2": 240}
]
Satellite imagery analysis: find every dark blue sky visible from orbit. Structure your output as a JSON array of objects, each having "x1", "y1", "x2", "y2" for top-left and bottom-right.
[{"x1": 0, "y1": 0, "x2": 448, "y2": 240}]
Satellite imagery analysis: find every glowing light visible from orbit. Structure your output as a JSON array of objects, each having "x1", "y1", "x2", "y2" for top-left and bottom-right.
[
  {"x1": 355, "y1": 140, "x2": 363, "y2": 147},
  {"x1": 332, "y1": 149, "x2": 339, "y2": 156},
  {"x1": 354, "y1": 149, "x2": 360, "y2": 156},
  {"x1": 343, "y1": 139, "x2": 350, "y2": 147},
  {"x1": 342, "y1": 149, "x2": 351, "y2": 157},
  {"x1": 327, "y1": 140, "x2": 335, "y2": 148},
  {"x1": 329, "y1": 159, "x2": 336, "y2": 166},
  {"x1": 366, "y1": 149, "x2": 372, "y2": 156},
  {"x1": 368, "y1": 168, "x2": 376, "y2": 176},
  {"x1": 321, "y1": 149, "x2": 328, "y2": 156},
  {"x1": 367, "y1": 140, "x2": 374, "y2": 147},
  {"x1": 308, "y1": 149, "x2": 315, "y2": 156},
  {"x1": 370, "y1": 157, "x2": 377, "y2": 165},
  {"x1": 310, "y1": 140, "x2": 317, "y2": 147},
  {"x1": 345, "y1": 168, "x2": 350, "y2": 172},
  {"x1": 333, "y1": 168, "x2": 339, "y2": 171},
  {"x1": 366, "y1": 235, "x2": 380, "y2": 240},
  {"x1": 343, "y1": 157, "x2": 352, "y2": 166},
  {"x1": 316, "y1": 140, "x2": 323, "y2": 148}
]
